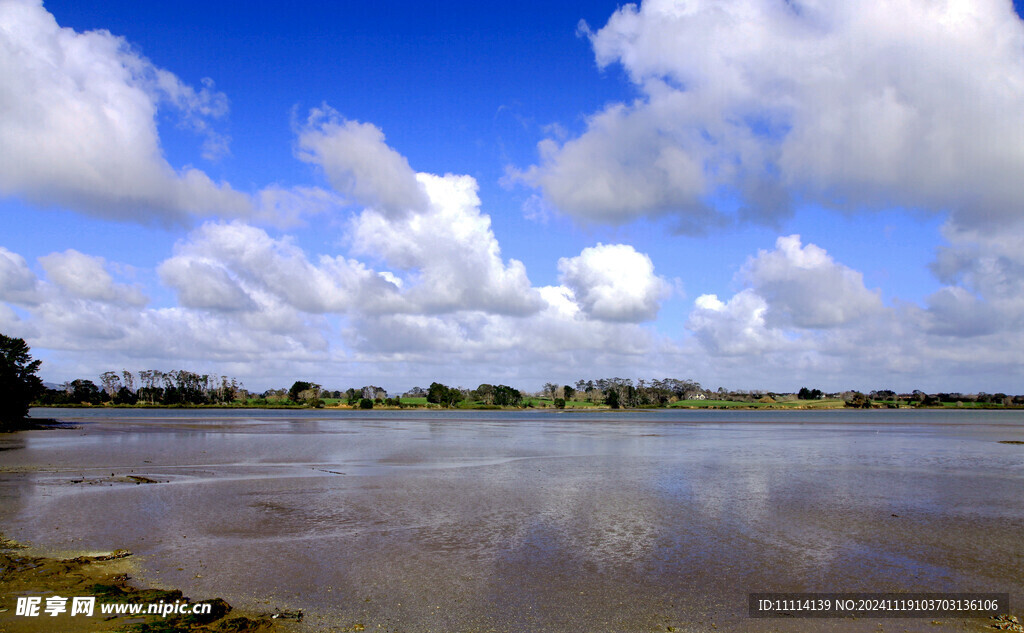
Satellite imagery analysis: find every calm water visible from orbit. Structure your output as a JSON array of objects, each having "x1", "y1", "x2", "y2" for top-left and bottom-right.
[{"x1": 2, "y1": 408, "x2": 1023, "y2": 632}]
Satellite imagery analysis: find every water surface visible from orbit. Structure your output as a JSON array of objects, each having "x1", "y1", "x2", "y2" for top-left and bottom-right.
[{"x1": 2, "y1": 408, "x2": 1022, "y2": 632}]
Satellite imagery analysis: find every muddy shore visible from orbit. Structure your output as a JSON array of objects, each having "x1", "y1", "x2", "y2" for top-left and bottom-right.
[{"x1": 0, "y1": 535, "x2": 299, "y2": 633}]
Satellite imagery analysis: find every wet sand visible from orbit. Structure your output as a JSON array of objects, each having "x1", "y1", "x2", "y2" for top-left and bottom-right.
[{"x1": 1, "y1": 408, "x2": 1022, "y2": 632}]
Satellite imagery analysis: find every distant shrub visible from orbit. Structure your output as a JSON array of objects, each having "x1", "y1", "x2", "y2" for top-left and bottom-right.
[
  {"x1": 554, "y1": 398, "x2": 566, "y2": 409},
  {"x1": 359, "y1": 398, "x2": 373, "y2": 409},
  {"x1": 844, "y1": 392, "x2": 870, "y2": 408}
]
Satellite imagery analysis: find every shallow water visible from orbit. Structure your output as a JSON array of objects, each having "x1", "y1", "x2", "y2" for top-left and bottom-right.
[{"x1": 2, "y1": 408, "x2": 1023, "y2": 632}]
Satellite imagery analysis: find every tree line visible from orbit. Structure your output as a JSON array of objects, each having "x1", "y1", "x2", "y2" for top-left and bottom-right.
[
  {"x1": 4, "y1": 334, "x2": 1023, "y2": 427},
  {"x1": 36, "y1": 369, "x2": 246, "y2": 406}
]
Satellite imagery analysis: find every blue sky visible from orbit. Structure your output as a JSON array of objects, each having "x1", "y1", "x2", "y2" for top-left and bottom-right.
[{"x1": 2, "y1": 0, "x2": 1024, "y2": 394}]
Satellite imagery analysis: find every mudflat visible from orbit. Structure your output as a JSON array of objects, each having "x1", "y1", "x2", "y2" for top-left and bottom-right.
[{"x1": 1, "y1": 408, "x2": 1022, "y2": 632}]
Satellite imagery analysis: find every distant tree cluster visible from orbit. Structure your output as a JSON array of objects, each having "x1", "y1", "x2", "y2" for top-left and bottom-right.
[
  {"x1": 37, "y1": 369, "x2": 244, "y2": 406},
  {"x1": 567, "y1": 377, "x2": 706, "y2": 408},
  {"x1": 469, "y1": 383, "x2": 522, "y2": 406}
]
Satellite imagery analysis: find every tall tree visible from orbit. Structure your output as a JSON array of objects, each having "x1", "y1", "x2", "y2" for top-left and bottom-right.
[
  {"x1": 475, "y1": 383, "x2": 495, "y2": 405},
  {"x1": 0, "y1": 334, "x2": 44, "y2": 425},
  {"x1": 99, "y1": 371, "x2": 122, "y2": 399},
  {"x1": 542, "y1": 382, "x2": 558, "y2": 400},
  {"x1": 121, "y1": 370, "x2": 136, "y2": 394},
  {"x1": 605, "y1": 389, "x2": 620, "y2": 409}
]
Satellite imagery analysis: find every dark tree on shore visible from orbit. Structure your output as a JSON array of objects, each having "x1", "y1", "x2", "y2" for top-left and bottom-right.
[
  {"x1": 288, "y1": 381, "x2": 314, "y2": 403},
  {"x1": 798, "y1": 387, "x2": 823, "y2": 400},
  {"x1": 0, "y1": 334, "x2": 44, "y2": 426},
  {"x1": 492, "y1": 385, "x2": 522, "y2": 407},
  {"x1": 427, "y1": 382, "x2": 463, "y2": 407},
  {"x1": 605, "y1": 389, "x2": 620, "y2": 409},
  {"x1": 70, "y1": 379, "x2": 102, "y2": 404}
]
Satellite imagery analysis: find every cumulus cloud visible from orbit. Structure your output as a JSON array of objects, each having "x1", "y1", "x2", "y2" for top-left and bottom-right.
[
  {"x1": 296, "y1": 107, "x2": 429, "y2": 217},
  {"x1": 0, "y1": 236, "x2": 670, "y2": 389},
  {"x1": 918, "y1": 224, "x2": 1024, "y2": 337},
  {"x1": 523, "y1": 0, "x2": 1024, "y2": 232},
  {"x1": 677, "y1": 231, "x2": 1024, "y2": 390},
  {"x1": 350, "y1": 173, "x2": 543, "y2": 316},
  {"x1": 685, "y1": 235, "x2": 882, "y2": 356},
  {"x1": 0, "y1": 246, "x2": 41, "y2": 305},
  {"x1": 0, "y1": 0, "x2": 258, "y2": 223},
  {"x1": 557, "y1": 243, "x2": 669, "y2": 322},
  {"x1": 38, "y1": 249, "x2": 146, "y2": 305},
  {"x1": 687, "y1": 290, "x2": 786, "y2": 356},
  {"x1": 741, "y1": 235, "x2": 882, "y2": 329},
  {"x1": 523, "y1": 103, "x2": 713, "y2": 226},
  {"x1": 159, "y1": 222, "x2": 400, "y2": 315},
  {"x1": 157, "y1": 258, "x2": 256, "y2": 312},
  {"x1": 344, "y1": 285, "x2": 662, "y2": 378},
  {"x1": 921, "y1": 286, "x2": 1001, "y2": 338},
  {"x1": 5, "y1": 223, "x2": 1024, "y2": 392},
  {"x1": 0, "y1": 243, "x2": 335, "y2": 379}
]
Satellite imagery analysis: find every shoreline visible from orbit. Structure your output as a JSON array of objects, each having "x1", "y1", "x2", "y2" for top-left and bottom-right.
[{"x1": 27, "y1": 401, "x2": 1020, "y2": 413}]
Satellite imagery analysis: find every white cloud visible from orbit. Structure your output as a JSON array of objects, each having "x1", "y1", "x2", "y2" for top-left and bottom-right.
[
  {"x1": 343, "y1": 285, "x2": 662, "y2": 380},
  {"x1": 5, "y1": 223, "x2": 1024, "y2": 392},
  {"x1": 522, "y1": 103, "x2": 714, "y2": 227},
  {"x1": 293, "y1": 112, "x2": 545, "y2": 317},
  {"x1": 677, "y1": 231, "x2": 1024, "y2": 391},
  {"x1": 350, "y1": 172, "x2": 543, "y2": 316},
  {"x1": 159, "y1": 222, "x2": 400, "y2": 315},
  {"x1": 921, "y1": 286, "x2": 1001, "y2": 338},
  {"x1": 741, "y1": 235, "x2": 882, "y2": 329},
  {"x1": 557, "y1": 243, "x2": 669, "y2": 322},
  {"x1": 525, "y1": 0, "x2": 1024, "y2": 232},
  {"x1": 0, "y1": 246, "x2": 41, "y2": 305},
  {"x1": 0, "y1": 0, "x2": 257, "y2": 223},
  {"x1": 687, "y1": 290, "x2": 786, "y2": 356},
  {"x1": 252, "y1": 185, "x2": 346, "y2": 228},
  {"x1": 157, "y1": 258, "x2": 256, "y2": 312},
  {"x1": 919, "y1": 223, "x2": 1024, "y2": 337},
  {"x1": 38, "y1": 249, "x2": 146, "y2": 305},
  {"x1": 2, "y1": 244, "x2": 335, "y2": 378},
  {"x1": 685, "y1": 235, "x2": 883, "y2": 357},
  {"x1": 0, "y1": 302, "x2": 27, "y2": 334},
  {"x1": 296, "y1": 107, "x2": 429, "y2": 217}
]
